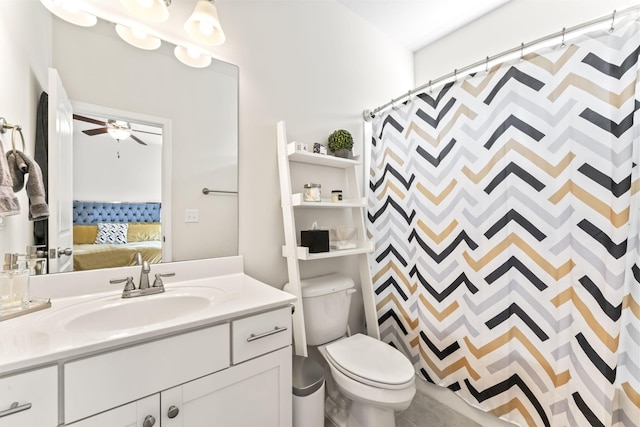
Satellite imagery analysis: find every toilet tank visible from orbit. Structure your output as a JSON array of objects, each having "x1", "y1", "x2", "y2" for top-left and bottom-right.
[{"x1": 284, "y1": 273, "x2": 355, "y2": 346}]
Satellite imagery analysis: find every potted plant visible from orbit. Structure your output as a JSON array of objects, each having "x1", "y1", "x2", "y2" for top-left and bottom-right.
[{"x1": 327, "y1": 129, "x2": 353, "y2": 158}]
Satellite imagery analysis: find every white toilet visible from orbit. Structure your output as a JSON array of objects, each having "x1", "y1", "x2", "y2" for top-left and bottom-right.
[{"x1": 286, "y1": 274, "x2": 416, "y2": 427}]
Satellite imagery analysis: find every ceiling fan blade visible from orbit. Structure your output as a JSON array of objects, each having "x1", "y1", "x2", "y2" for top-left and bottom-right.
[
  {"x1": 73, "y1": 114, "x2": 107, "y2": 126},
  {"x1": 131, "y1": 128, "x2": 162, "y2": 136},
  {"x1": 130, "y1": 134, "x2": 148, "y2": 146},
  {"x1": 83, "y1": 127, "x2": 109, "y2": 136}
]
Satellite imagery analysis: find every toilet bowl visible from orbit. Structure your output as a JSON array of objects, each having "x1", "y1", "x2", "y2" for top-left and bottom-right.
[{"x1": 318, "y1": 333, "x2": 416, "y2": 427}]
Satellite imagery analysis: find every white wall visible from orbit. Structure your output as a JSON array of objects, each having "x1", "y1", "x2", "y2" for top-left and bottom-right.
[
  {"x1": 212, "y1": 1, "x2": 414, "y2": 289},
  {"x1": 415, "y1": 0, "x2": 638, "y2": 87},
  {"x1": 0, "y1": 1, "x2": 51, "y2": 255}
]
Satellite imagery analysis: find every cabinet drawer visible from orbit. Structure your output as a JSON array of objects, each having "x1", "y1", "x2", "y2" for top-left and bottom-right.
[
  {"x1": 232, "y1": 307, "x2": 291, "y2": 364},
  {"x1": 0, "y1": 366, "x2": 57, "y2": 427},
  {"x1": 65, "y1": 324, "x2": 229, "y2": 424}
]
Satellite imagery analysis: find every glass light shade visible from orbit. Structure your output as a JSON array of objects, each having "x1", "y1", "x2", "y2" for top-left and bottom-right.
[
  {"x1": 184, "y1": 0, "x2": 226, "y2": 46},
  {"x1": 115, "y1": 24, "x2": 161, "y2": 50},
  {"x1": 107, "y1": 127, "x2": 131, "y2": 140},
  {"x1": 40, "y1": 0, "x2": 97, "y2": 27},
  {"x1": 174, "y1": 46, "x2": 212, "y2": 68},
  {"x1": 120, "y1": 0, "x2": 169, "y2": 23}
]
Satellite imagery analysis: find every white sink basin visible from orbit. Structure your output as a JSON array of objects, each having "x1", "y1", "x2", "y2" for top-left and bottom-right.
[{"x1": 37, "y1": 286, "x2": 225, "y2": 334}]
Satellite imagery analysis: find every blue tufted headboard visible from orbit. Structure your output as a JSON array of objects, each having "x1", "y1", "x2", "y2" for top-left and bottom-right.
[{"x1": 73, "y1": 201, "x2": 161, "y2": 225}]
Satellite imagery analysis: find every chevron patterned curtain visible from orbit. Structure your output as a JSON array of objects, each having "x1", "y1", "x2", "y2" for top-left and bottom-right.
[{"x1": 368, "y1": 17, "x2": 640, "y2": 427}]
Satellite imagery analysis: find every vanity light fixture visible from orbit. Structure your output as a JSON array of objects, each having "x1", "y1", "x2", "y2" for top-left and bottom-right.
[
  {"x1": 39, "y1": 0, "x2": 97, "y2": 27},
  {"x1": 120, "y1": 0, "x2": 170, "y2": 23},
  {"x1": 184, "y1": 0, "x2": 226, "y2": 46},
  {"x1": 174, "y1": 45, "x2": 212, "y2": 68},
  {"x1": 115, "y1": 24, "x2": 162, "y2": 50}
]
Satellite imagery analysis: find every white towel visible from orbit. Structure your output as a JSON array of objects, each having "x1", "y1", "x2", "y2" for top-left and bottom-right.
[{"x1": 0, "y1": 139, "x2": 20, "y2": 217}]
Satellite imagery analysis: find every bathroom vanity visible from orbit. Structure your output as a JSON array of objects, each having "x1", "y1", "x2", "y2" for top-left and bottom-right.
[{"x1": 0, "y1": 256, "x2": 295, "y2": 427}]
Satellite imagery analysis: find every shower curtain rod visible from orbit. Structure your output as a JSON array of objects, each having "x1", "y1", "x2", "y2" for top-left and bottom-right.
[{"x1": 363, "y1": 4, "x2": 640, "y2": 121}]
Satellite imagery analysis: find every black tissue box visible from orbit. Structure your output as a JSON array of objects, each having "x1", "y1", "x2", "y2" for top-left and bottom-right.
[{"x1": 300, "y1": 230, "x2": 329, "y2": 253}]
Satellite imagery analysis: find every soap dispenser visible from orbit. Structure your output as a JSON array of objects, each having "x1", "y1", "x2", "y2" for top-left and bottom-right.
[{"x1": 0, "y1": 253, "x2": 30, "y2": 311}]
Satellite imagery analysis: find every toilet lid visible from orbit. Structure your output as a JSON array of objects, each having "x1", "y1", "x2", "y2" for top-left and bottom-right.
[{"x1": 325, "y1": 334, "x2": 414, "y2": 386}]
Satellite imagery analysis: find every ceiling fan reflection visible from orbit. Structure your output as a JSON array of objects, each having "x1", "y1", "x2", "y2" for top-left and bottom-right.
[{"x1": 72, "y1": 114, "x2": 161, "y2": 145}]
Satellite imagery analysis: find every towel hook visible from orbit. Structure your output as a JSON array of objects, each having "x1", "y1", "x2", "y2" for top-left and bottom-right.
[{"x1": 610, "y1": 10, "x2": 616, "y2": 33}]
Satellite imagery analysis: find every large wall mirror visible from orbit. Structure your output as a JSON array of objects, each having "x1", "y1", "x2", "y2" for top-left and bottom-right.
[{"x1": 0, "y1": 2, "x2": 238, "y2": 274}]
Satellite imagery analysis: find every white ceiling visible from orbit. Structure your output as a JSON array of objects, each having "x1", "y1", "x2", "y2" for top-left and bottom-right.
[{"x1": 336, "y1": 0, "x2": 514, "y2": 52}]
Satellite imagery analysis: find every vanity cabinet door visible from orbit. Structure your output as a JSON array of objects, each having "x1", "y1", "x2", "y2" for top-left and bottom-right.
[
  {"x1": 65, "y1": 394, "x2": 159, "y2": 427},
  {"x1": 161, "y1": 346, "x2": 292, "y2": 427},
  {"x1": 0, "y1": 366, "x2": 57, "y2": 427}
]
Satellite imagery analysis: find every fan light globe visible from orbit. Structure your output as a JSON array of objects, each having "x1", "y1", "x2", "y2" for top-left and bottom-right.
[
  {"x1": 184, "y1": 0, "x2": 225, "y2": 46},
  {"x1": 174, "y1": 45, "x2": 212, "y2": 68},
  {"x1": 115, "y1": 24, "x2": 161, "y2": 50},
  {"x1": 40, "y1": 0, "x2": 97, "y2": 27},
  {"x1": 120, "y1": 0, "x2": 169, "y2": 23}
]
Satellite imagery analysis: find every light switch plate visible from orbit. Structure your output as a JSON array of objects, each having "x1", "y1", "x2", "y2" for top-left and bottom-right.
[{"x1": 184, "y1": 209, "x2": 199, "y2": 223}]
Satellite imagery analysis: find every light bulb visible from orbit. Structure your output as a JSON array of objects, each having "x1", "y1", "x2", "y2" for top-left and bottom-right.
[
  {"x1": 198, "y1": 21, "x2": 214, "y2": 36},
  {"x1": 131, "y1": 27, "x2": 147, "y2": 40},
  {"x1": 137, "y1": 0, "x2": 154, "y2": 8},
  {"x1": 187, "y1": 47, "x2": 202, "y2": 59}
]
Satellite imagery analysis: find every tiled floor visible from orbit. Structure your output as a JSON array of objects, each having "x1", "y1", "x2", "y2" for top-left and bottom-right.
[{"x1": 323, "y1": 391, "x2": 480, "y2": 427}]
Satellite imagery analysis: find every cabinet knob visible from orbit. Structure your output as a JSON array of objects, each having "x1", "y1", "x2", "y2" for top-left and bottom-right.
[
  {"x1": 167, "y1": 405, "x2": 180, "y2": 419},
  {"x1": 143, "y1": 415, "x2": 156, "y2": 427}
]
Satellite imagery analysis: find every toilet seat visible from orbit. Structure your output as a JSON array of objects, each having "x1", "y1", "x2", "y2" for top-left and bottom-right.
[{"x1": 324, "y1": 334, "x2": 415, "y2": 390}]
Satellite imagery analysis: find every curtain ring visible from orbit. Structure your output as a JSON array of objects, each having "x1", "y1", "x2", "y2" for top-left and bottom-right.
[
  {"x1": 11, "y1": 125, "x2": 25, "y2": 155},
  {"x1": 390, "y1": 99, "x2": 396, "y2": 110},
  {"x1": 429, "y1": 80, "x2": 433, "y2": 93},
  {"x1": 561, "y1": 27, "x2": 566, "y2": 47},
  {"x1": 485, "y1": 56, "x2": 489, "y2": 73},
  {"x1": 520, "y1": 42, "x2": 524, "y2": 60},
  {"x1": 610, "y1": 10, "x2": 616, "y2": 33},
  {"x1": 406, "y1": 90, "x2": 413, "y2": 103},
  {"x1": 454, "y1": 69, "x2": 458, "y2": 83}
]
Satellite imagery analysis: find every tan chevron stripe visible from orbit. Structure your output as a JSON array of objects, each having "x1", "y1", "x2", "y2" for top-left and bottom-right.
[
  {"x1": 461, "y1": 64, "x2": 502, "y2": 96},
  {"x1": 420, "y1": 345, "x2": 481, "y2": 381},
  {"x1": 464, "y1": 328, "x2": 570, "y2": 387},
  {"x1": 631, "y1": 178, "x2": 640, "y2": 196},
  {"x1": 463, "y1": 233, "x2": 575, "y2": 279},
  {"x1": 417, "y1": 180, "x2": 457, "y2": 205},
  {"x1": 404, "y1": 104, "x2": 477, "y2": 147},
  {"x1": 622, "y1": 382, "x2": 640, "y2": 409},
  {"x1": 490, "y1": 398, "x2": 537, "y2": 427},
  {"x1": 410, "y1": 336, "x2": 420, "y2": 350},
  {"x1": 417, "y1": 219, "x2": 459, "y2": 244},
  {"x1": 548, "y1": 73, "x2": 635, "y2": 107},
  {"x1": 549, "y1": 180, "x2": 629, "y2": 228},
  {"x1": 523, "y1": 44, "x2": 579, "y2": 75},
  {"x1": 377, "y1": 147, "x2": 405, "y2": 170},
  {"x1": 372, "y1": 261, "x2": 418, "y2": 295},
  {"x1": 551, "y1": 288, "x2": 619, "y2": 352},
  {"x1": 419, "y1": 294, "x2": 460, "y2": 322},
  {"x1": 622, "y1": 293, "x2": 640, "y2": 319},
  {"x1": 376, "y1": 180, "x2": 406, "y2": 201},
  {"x1": 461, "y1": 138, "x2": 575, "y2": 183},
  {"x1": 376, "y1": 293, "x2": 419, "y2": 330}
]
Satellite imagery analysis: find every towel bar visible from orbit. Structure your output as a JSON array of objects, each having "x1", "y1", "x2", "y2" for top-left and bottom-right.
[{"x1": 202, "y1": 188, "x2": 238, "y2": 195}]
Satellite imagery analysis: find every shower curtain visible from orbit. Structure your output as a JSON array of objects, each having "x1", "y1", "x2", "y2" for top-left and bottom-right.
[{"x1": 368, "y1": 17, "x2": 640, "y2": 427}]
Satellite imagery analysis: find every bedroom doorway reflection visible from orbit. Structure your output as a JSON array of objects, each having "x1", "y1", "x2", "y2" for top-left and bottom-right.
[{"x1": 69, "y1": 101, "x2": 172, "y2": 272}]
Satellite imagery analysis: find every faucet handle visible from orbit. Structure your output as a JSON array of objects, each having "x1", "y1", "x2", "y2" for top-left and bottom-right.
[
  {"x1": 153, "y1": 272, "x2": 175, "y2": 288},
  {"x1": 110, "y1": 276, "x2": 136, "y2": 291}
]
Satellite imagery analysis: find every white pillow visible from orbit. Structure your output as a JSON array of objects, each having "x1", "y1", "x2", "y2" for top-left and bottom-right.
[{"x1": 95, "y1": 222, "x2": 129, "y2": 244}]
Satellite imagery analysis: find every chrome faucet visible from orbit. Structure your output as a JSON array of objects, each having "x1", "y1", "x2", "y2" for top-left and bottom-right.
[{"x1": 109, "y1": 254, "x2": 175, "y2": 298}]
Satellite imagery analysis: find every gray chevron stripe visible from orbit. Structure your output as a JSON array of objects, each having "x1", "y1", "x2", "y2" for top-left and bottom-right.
[
  {"x1": 551, "y1": 238, "x2": 626, "y2": 290},
  {"x1": 551, "y1": 342, "x2": 572, "y2": 361},
  {"x1": 570, "y1": 348, "x2": 614, "y2": 413},
  {"x1": 462, "y1": 280, "x2": 573, "y2": 333},
  {"x1": 612, "y1": 408, "x2": 638, "y2": 427},
  {"x1": 625, "y1": 323, "x2": 640, "y2": 346},
  {"x1": 404, "y1": 146, "x2": 479, "y2": 185},
  {"x1": 617, "y1": 352, "x2": 640, "y2": 379},
  {"x1": 406, "y1": 190, "x2": 479, "y2": 225},
  {"x1": 585, "y1": 19, "x2": 640, "y2": 50},
  {"x1": 379, "y1": 326, "x2": 419, "y2": 362},
  {"x1": 420, "y1": 310, "x2": 481, "y2": 339},
  {"x1": 461, "y1": 194, "x2": 574, "y2": 229},
  {"x1": 377, "y1": 132, "x2": 415, "y2": 157},
  {"x1": 484, "y1": 91, "x2": 579, "y2": 127},
  {"x1": 415, "y1": 257, "x2": 460, "y2": 282},
  {"x1": 547, "y1": 128, "x2": 633, "y2": 167},
  {"x1": 369, "y1": 212, "x2": 414, "y2": 245},
  {"x1": 485, "y1": 350, "x2": 549, "y2": 393},
  {"x1": 550, "y1": 398, "x2": 577, "y2": 426}
]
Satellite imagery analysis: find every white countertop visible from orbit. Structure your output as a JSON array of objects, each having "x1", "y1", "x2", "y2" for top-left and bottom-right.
[{"x1": 0, "y1": 257, "x2": 296, "y2": 376}]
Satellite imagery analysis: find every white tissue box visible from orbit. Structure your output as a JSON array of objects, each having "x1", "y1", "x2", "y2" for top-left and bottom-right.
[{"x1": 329, "y1": 226, "x2": 357, "y2": 250}]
